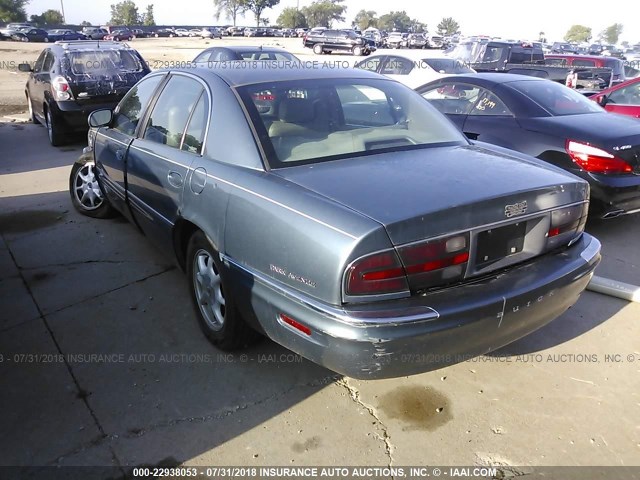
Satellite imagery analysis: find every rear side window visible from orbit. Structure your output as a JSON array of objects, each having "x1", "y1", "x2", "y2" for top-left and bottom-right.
[
  {"x1": 66, "y1": 50, "x2": 143, "y2": 75},
  {"x1": 143, "y1": 75, "x2": 204, "y2": 149},
  {"x1": 181, "y1": 94, "x2": 208, "y2": 154},
  {"x1": 112, "y1": 75, "x2": 164, "y2": 135}
]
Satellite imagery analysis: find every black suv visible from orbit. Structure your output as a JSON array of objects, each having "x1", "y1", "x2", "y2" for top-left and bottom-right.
[
  {"x1": 19, "y1": 41, "x2": 150, "y2": 146},
  {"x1": 304, "y1": 29, "x2": 375, "y2": 56}
]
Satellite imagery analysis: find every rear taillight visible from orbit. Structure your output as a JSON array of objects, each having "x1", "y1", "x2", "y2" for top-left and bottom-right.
[
  {"x1": 546, "y1": 203, "x2": 588, "y2": 250},
  {"x1": 345, "y1": 249, "x2": 409, "y2": 296},
  {"x1": 566, "y1": 140, "x2": 632, "y2": 174},
  {"x1": 397, "y1": 233, "x2": 470, "y2": 290},
  {"x1": 51, "y1": 75, "x2": 72, "y2": 101}
]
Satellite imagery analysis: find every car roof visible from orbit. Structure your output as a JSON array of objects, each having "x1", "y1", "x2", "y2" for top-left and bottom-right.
[
  {"x1": 49, "y1": 40, "x2": 134, "y2": 51},
  {"x1": 427, "y1": 72, "x2": 545, "y2": 86},
  {"x1": 168, "y1": 63, "x2": 385, "y2": 87}
]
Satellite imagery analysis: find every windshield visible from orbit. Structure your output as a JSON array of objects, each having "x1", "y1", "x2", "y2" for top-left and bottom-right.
[
  {"x1": 238, "y1": 78, "x2": 467, "y2": 167},
  {"x1": 508, "y1": 80, "x2": 604, "y2": 116},
  {"x1": 66, "y1": 50, "x2": 143, "y2": 75}
]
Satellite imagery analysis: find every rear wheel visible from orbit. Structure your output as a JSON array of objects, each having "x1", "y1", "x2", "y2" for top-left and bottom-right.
[
  {"x1": 45, "y1": 107, "x2": 65, "y2": 147},
  {"x1": 69, "y1": 162, "x2": 117, "y2": 218},
  {"x1": 352, "y1": 45, "x2": 363, "y2": 56},
  {"x1": 187, "y1": 231, "x2": 257, "y2": 350},
  {"x1": 313, "y1": 43, "x2": 324, "y2": 55}
]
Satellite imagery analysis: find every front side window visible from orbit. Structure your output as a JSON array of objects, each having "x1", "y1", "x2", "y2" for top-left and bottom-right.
[
  {"x1": 470, "y1": 91, "x2": 512, "y2": 116},
  {"x1": 420, "y1": 83, "x2": 481, "y2": 115},
  {"x1": 143, "y1": 75, "x2": 204, "y2": 148},
  {"x1": 238, "y1": 78, "x2": 467, "y2": 167},
  {"x1": 573, "y1": 59, "x2": 596, "y2": 67},
  {"x1": 42, "y1": 51, "x2": 54, "y2": 71},
  {"x1": 112, "y1": 74, "x2": 164, "y2": 135},
  {"x1": 33, "y1": 50, "x2": 47, "y2": 73}
]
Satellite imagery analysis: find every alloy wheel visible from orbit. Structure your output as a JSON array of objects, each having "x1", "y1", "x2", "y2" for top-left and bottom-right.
[{"x1": 73, "y1": 163, "x2": 104, "y2": 211}]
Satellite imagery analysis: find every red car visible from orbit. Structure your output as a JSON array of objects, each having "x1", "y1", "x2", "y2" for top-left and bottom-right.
[
  {"x1": 590, "y1": 77, "x2": 640, "y2": 118},
  {"x1": 105, "y1": 29, "x2": 133, "y2": 41}
]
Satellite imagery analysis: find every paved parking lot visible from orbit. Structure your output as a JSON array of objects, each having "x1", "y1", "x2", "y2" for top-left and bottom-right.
[{"x1": 1, "y1": 115, "x2": 639, "y2": 473}]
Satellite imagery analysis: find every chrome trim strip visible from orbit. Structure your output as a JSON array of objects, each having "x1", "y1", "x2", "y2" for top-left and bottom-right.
[
  {"x1": 205, "y1": 172, "x2": 358, "y2": 240},
  {"x1": 222, "y1": 254, "x2": 440, "y2": 327},
  {"x1": 96, "y1": 131, "x2": 130, "y2": 148}
]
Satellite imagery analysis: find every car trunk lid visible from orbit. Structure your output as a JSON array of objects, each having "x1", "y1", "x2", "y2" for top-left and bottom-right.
[{"x1": 274, "y1": 144, "x2": 588, "y2": 246}]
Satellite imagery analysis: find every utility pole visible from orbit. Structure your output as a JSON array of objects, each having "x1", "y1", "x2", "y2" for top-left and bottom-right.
[{"x1": 60, "y1": 0, "x2": 66, "y2": 23}]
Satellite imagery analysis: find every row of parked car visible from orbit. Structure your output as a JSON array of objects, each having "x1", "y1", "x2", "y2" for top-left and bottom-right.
[{"x1": 15, "y1": 38, "x2": 639, "y2": 378}]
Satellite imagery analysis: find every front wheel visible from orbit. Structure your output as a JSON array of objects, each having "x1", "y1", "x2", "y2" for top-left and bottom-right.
[
  {"x1": 69, "y1": 161, "x2": 117, "y2": 218},
  {"x1": 352, "y1": 45, "x2": 363, "y2": 56},
  {"x1": 187, "y1": 231, "x2": 257, "y2": 350}
]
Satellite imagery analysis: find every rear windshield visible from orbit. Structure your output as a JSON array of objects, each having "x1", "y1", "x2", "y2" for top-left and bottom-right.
[
  {"x1": 237, "y1": 77, "x2": 466, "y2": 167},
  {"x1": 508, "y1": 80, "x2": 604, "y2": 116},
  {"x1": 423, "y1": 59, "x2": 474, "y2": 74},
  {"x1": 66, "y1": 50, "x2": 143, "y2": 75}
]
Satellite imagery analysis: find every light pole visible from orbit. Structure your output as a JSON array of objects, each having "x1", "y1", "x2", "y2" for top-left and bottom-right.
[{"x1": 60, "y1": 0, "x2": 66, "y2": 24}]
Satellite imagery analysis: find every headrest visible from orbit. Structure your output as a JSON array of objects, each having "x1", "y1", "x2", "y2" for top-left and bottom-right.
[{"x1": 278, "y1": 97, "x2": 314, "y2": 123}]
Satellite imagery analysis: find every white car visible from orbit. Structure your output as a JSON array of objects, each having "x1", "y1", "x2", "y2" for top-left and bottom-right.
[
  {"x1": 174, "y1": 28, "x2": 190, "y2": 37},
  {"x1": 201, "y1": 27, "x2": 222, "y2": 39},
  {"x1": 354, "y1": 51, "x2": 476, "y2": 89}
]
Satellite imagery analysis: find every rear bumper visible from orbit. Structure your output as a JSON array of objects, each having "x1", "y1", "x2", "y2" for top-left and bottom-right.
[
  {"x1": 226, "y1": 233, "x2": 601, "y2": 379},
  {"x1": 587, "y1": 172, "x2": 640, "y2": 217},
  {"x1": 51, "y1": 101, "x2": 118, "y2": 132}
]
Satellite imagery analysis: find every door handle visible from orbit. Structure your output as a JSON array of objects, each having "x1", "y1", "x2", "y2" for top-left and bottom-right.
[{"x1": 167, "y1": 171, "x2": 183, "y2": 188}]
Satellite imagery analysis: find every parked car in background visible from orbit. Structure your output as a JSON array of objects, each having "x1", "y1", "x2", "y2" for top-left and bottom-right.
[
  {"x1": 304, "y1": 29, "x2": 375, "y2": 56},
  {"x1": 201, "y1": 27, "x2": 222, "y2": 39},
  {"x1": 82, "y1": 27, "x2": 108, "y2": 40},
  {"x1": 386, "y1": 32, "x2": 407, "y2": 49},
  {"x1": 70, "y1": 64, "x2": 600, "y2": 379},
  {"x1": 0, "y1": 22, "x2": 32, "y2": 36},
  {"x1": 355, "y1": 52, "x2": 475, "y2": 88},
  {"x1": 130, "y1": 28, "x2": 149, "y2": 38},
  {"x1": 417, "y1": 73, "x2": 640, "y2": 218},
  {"x1": 589, "y1": 77, "x2": 640, "y2": 118},
  {"x1": 11, "y1": 27, "x2": 49, "y2": 42},
  {"x1": 105, "y1": 29, "x2": 133, "y2": 41},
  {"x1": 19, "y1": 40, "x2": 150, "y2": 146},
  {"x1": 408, "y1": 33, "x2": 428, "y2": 49},
  {"x1": 153, "y1": 28, "x2": 176, "y2": 37},
  {"x1": 46, "y1": 29, "x2": 86, "y2": 42},
  {"x1": 551, "y1": 42, "x2": 578, "y2": 54},
  {"x1": 426, "y1": 34, "x2": 444, "y2": 49},
  {"x1": 227, "y1": 26, "x2": 245, "y2": 36},
  {"x1": 192, "y1": 46, "x2": 299, "y2": 62},
  {"x1": 174, "y1": 28, "x2": 190, "y2": 37}
]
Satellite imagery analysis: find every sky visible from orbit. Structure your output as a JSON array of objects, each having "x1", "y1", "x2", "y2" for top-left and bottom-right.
[{"x1": 25, "y1": 0, "x2": 640, "y2": 44}]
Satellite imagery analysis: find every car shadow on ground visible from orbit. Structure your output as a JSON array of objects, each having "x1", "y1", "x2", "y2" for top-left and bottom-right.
[{"x1": 0, "y1": 189, "x2": 341, "y2": 469}]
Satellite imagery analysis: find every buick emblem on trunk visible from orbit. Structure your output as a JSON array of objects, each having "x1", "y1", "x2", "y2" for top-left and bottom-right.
[{"x1": 505, "y1": 201, "x2": 527, "y2": 218}]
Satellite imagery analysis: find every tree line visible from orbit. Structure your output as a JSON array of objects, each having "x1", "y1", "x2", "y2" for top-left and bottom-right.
[{"x1": 564, "y1": 23, "x2": 624, "y2": 45}]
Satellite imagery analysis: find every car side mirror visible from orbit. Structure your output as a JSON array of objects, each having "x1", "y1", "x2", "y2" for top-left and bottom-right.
[
  {"x1": 18, "y1": 63, "x2": 32, "y2": 72},
  {"x1": 88, "y1": 109, "x2": 113, "y2": 128},
  {"x1": 596, "y1": 95, "x2": 608, "y2": 107}
]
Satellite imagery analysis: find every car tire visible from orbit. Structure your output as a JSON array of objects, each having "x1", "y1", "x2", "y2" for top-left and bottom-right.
[
  {"x1": 155, "y1": 33, "x2": 159, "y2": 37},
  {"x1": 69, "y1": 161, "x2": 117, "y2": 218},
  {"x1": 45, "y1": 107, "x2": 65, "y2": 147},
  {"x1": 352, "y1": 45, "x2": 363, "y2": 56},
  {"x1": 26, "y1": 93, "x2": 39, "y2": 125},
  {"x1": 313, "y1": 43, "x2": 324, "y2": 55},
  {"x1": 169, "y1": 33, "x2": 174, "y2": 38},
  {"x1": 187, "y1": 231, "x2": 257, "y2": 351},
  {"x1": 44, "y1": 37, "x2": 49, "y2": 43}
]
